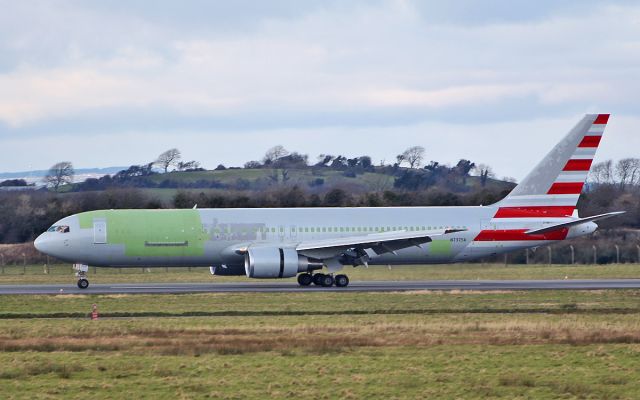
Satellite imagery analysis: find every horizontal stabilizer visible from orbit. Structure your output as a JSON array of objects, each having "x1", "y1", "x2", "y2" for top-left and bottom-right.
[{"x1": 525, "y1": 211, "x2": 625, "y2": 235}]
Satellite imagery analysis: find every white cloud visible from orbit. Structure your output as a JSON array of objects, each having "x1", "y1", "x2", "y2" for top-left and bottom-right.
[{"x1": 0, "y1": 0, "x2": 638, "y2": 174}]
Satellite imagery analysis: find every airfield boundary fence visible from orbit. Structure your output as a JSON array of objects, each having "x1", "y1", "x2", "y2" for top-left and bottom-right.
[
  {"x1": 0, "y1": 245, "x2": 640, "y2": 275},
  {"x1": 0, "y1": 243, "x2": 639, "y2": 275},
  {"x1": 0, "y1": 262, "x2": 204, "y2": 275}
]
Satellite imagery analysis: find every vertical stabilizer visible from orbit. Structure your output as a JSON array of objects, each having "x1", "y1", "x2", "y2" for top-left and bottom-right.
[{"x1": 494, "y1": 114, "x2": 609, "y2": 218}]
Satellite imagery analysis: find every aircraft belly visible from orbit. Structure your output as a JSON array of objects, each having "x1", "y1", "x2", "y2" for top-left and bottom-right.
[
  {"x1": 82, "y1": 242, "x2": 230, "y2": 267},
  {"x1": 370, "y1": 234, "x2": 473, "y2": 265}
]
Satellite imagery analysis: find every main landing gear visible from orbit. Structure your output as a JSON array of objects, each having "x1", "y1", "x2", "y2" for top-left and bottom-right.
[
  {"x1": 73, "y1": 264, "x2": 90, "y2": 289},
  {"x1": 297, "y1": 273, "x2": 349, "y2": 288}
]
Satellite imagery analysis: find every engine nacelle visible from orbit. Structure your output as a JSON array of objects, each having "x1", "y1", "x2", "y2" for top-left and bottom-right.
[
  {"x1": 244, "y1": 247, "x2": 323, "y2": 279},
  {"x1": 210, "y1": 264, "x2": 246, "y2": 276}
]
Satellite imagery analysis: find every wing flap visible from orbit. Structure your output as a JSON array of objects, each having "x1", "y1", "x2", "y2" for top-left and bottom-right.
[
  {"x1": 296, "y1": 228, "x2": 466, "y2": 259},
  {"x1": 296, "y1": 228, "x2": 464, "y2": 251}
]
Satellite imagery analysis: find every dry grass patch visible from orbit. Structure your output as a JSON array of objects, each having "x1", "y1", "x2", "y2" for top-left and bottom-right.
[{"x1": 2, "y1": 315, "x2": 640, "y2": 355}]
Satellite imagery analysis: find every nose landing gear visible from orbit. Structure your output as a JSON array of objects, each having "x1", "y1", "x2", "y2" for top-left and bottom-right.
[{"x1": 73, "y1": 264, "x2": 90, "y2": 289}]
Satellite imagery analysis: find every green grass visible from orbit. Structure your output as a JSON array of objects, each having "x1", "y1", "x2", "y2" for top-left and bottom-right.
[
  {"x1": 0, "y1": 263, "x2": 638, "y2": 285},
  {"x1": 1, "y1": 290, "x2": 640, "y2": 398},
  {"x1": 1, "y1": 289, "x2": 640, "y2": 318},
  {"x1": 2, "y1": 264, "x2": 640, "y2": 398},
  {"x1": 1, "y1": 344, "x2": 639, "y2": 399}
]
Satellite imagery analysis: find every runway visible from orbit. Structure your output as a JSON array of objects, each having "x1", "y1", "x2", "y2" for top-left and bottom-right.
[{"x1": 1, "y1": 279, "x2": 640, "y2": 295}]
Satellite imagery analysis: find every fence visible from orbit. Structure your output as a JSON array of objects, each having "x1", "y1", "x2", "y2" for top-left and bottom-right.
[
  {"x1": 0, "y1": 262, "x2": 205, "y2": 275},
  {"x1": 490, "y1": 242, "x2": 640, "y2": 265},
  {"x1": 0, "y1": 245, "x2": 639, "y2": 276}
]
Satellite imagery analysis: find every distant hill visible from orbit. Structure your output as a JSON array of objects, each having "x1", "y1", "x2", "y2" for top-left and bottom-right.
[
  {"x1": 0, "y1": 167, "x2": 127, "y2": 184},
  {"x1": 141, "y1": 168, "x2": 511, "y2": 193},
  {"x1": 0, "y1": 166, "x2": 127, "y2": 178}
]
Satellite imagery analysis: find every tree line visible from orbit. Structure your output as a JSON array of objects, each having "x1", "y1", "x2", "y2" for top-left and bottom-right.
[
  {"x1": 2, "y1": 147, "x2": 638, "y2": 245},
  {"x1": 1, "y1": 174, "x2": 639, "y2": 244},
  {"x1": 19, "y1": 144, "x2": 503, "y2": 193}
]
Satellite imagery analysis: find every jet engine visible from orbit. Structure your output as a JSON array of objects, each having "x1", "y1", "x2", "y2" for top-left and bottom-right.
[
  {"x1": 210, "y1": 264, "x2": 246, "y2": 276},
  {"x1": 244, "y1": 247, "x2": 323, "y2": 278}
]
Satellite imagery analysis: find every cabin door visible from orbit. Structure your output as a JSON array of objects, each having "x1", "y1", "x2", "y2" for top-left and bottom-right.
[{"x1": 93, "y1": 219, "x2": 107, "y2": 244}]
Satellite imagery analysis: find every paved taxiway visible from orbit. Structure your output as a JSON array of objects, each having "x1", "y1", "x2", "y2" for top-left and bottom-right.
[{"x1": 1, "y1": 279, "x2": 640, "y2": 295}]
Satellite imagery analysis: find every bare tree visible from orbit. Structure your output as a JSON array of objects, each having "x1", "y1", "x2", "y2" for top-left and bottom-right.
[
  {"x1": 615, "y1": 158, "x2": 640, "y2": 190},
  {"x1": 397, "y1": 146, "x2": 425, "y2": 169},
  {"x1": 589, "y1": 160, "x2": 614, "y2": 185},
  {"x1": 176, "y1": 160, "x2": 200, "y2": 171},
  {"x1": 263, "y1": 145, "x2": 289, "y2": 164},
  {"x1": 316, "y1": 154, "x2": 334, "y2": 167},
  {"x1": 155, "y1": 148, "x2": 182, "y2": 173},
  {"x1": 474, "y1": 163, "x2": 495, "y2": 187},
  {"x1": 45, "y1": 162, "x2": 74, "y2": 192}
]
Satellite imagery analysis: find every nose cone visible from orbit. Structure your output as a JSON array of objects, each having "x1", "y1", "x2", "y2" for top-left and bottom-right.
[{"x1": 34, "y1": 233, "x2": 52, "y2": 255}]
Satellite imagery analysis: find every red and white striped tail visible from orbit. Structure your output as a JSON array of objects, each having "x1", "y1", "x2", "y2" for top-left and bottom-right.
[{"x1": 494, "y1": 114, "x2": 609, "y2": 218}]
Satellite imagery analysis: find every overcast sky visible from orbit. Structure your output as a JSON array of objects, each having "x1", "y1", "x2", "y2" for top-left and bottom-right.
[{"x1": 1, "y1": 0, "x2": 638, "y2": 180}]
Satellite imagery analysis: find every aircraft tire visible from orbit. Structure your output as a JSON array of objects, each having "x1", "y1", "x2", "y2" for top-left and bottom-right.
[
  {"x1": 312, "y1": 273, "x2": 325, "y2": 286},
  {"x1": 297, "y1": 273, "x2": 313, "y2": 286},
  {"x1": 335, "y1": 274, "x2": 349, "y2": 287},
  {"x1": 77, "y1": 278, "x2": 89, "y2": 289},
  {"x1": 320, "y1": 274, "x2": 334, "y2": 287}
]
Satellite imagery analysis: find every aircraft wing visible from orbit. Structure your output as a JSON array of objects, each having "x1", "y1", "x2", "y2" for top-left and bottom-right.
[
  {"x1": 525, "y1": 211, "x2": 625, "y2": 235},
  {"x1": 296, "y1": 228, "x2": 466, "y2": 260}
]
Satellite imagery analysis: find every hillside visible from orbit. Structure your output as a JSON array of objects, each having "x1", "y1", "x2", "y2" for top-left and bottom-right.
[
  {"x1": 68, "y1": 163, "x2": 514, "y2": 195},
  {"x1": 146, "y1": 168, "x2": 510, "y2": 193},
  {"x1": 2, "y1": 161, "x2": 636, "y2": 245}
]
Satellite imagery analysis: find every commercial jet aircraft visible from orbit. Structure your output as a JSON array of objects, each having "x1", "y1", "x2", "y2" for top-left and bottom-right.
[{"x1": 35, "y1": 114, "x2": 623, "y2": 289}]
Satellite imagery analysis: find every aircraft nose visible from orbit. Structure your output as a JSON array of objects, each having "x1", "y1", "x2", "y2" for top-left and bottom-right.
[{"x1": 34, "y1": 233, "x2": 50, "y2": 254}]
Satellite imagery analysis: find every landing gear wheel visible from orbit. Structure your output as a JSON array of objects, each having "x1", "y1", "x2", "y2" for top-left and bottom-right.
[
  {"x1": 312, "y1": 273, "x2": 325, "y2": 286},
  {"x1": 320, "y1": 274, "x2": 335, "y2": 287},
  {"x1": 77, "y1": 278, "x2": 89, "y2": 289},
  {"x1": 297, "y1": 273, "x2": 313, "y2": 286},
  {"x1": 335, "y1": 274, "x2": 349, "y2": 287}
]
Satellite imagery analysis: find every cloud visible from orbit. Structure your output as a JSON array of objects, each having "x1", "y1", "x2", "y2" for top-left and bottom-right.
[{"x1": 0, "y1": 0, "x2": 638, "y2": 174}]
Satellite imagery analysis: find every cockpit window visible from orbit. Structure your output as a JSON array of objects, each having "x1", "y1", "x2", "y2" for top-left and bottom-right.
[{"x1": 47, "y1": 225, "x2": 70, "y2": 233}]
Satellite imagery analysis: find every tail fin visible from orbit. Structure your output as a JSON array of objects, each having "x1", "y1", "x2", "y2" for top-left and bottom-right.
[{"x1": 495, "y1": 114, "x2": 609, "y2": 218}]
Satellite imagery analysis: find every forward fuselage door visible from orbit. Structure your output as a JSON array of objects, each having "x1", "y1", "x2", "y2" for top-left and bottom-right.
[{"x1": 93, "y1": 218, "x2": 107, "y2": 244}]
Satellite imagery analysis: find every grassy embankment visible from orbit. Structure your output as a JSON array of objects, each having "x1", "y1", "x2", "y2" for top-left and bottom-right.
[
  {"x1": 0, "y1": 262, "x2": 638, "y2": 285},
  {"x1": 134, "y1": 169, "x2": 398, "y2": 203},
  {"x1": 1, "y1": 290, "x2": 640, "y2": 398}
]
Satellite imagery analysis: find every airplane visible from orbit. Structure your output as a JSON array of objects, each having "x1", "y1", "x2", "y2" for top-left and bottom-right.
[{"x1": 34, "y1": 114, "x2": 623, "y2": 289}]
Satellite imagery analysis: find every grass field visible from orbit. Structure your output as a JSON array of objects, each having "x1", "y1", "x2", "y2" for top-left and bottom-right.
[
  {"x1": 0, "y1": 262, "x2": 639, "y2": 285},
  {"x1": 1, "y1": 265, "x2": 640, "y2": 398},
  {"x1": 0, "y1": 289, "x2": 640, "y2": 398}
]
